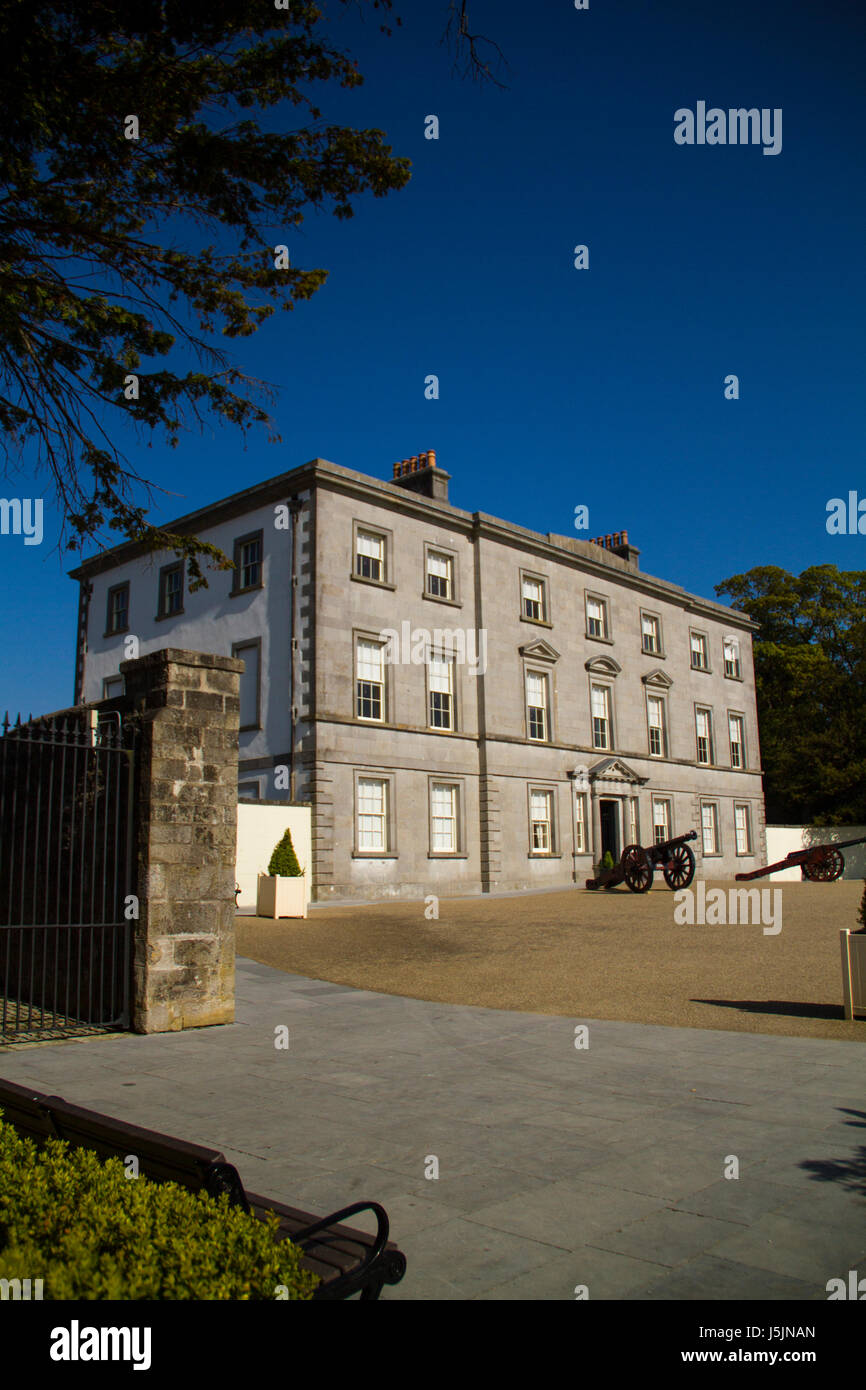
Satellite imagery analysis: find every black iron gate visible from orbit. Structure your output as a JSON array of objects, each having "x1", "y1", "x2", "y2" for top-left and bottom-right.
[{"x1": 0, "y1": 710, "x2": 136, "y2": 1042}]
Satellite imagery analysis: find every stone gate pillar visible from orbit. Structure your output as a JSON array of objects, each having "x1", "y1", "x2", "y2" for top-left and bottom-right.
[{"x1": 119, "y1": 648, "x2": 243, "y2": 1033}]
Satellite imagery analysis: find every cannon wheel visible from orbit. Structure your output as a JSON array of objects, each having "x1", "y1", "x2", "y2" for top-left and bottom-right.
[
  {"x1": 663, "y1": 843, "x2": 696, "y2": 890},
  {"x1": 622, "y1": 845, "x2": 652, "y2": 893},
  {"x1": 803, "y1": 848, "x2": 844, "y2": 882}
]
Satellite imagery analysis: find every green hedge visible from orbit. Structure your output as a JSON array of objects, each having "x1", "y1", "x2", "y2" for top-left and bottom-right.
[{"x1": 0, "y1": 1114, "x2": 318, "y2": 1300}]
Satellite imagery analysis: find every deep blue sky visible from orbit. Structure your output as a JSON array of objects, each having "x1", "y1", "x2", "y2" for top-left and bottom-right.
[{"x1": 2, "y1": 0, "x2": 864, "y2": 716}]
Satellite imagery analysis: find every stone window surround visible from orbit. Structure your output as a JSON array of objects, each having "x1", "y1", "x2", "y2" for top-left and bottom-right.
[
  {"x1": 353, "y1": 628, "x2": 390, "y2": 724},
  {"x1": 524, "y1": 664, "x2": 553, "y2": 743},
  {"x1": 231, "y1": 528, "x2": 265, "y2": 597},
  {"x1": 652, "y1": 795, "x2": 674, "y2": 844},
  {"x1": 351, "y1": 518, "x2": 395, "y2": 589},
  {"x1": 585, "y1": 590, "x2": 613, "y2": 644},
  {"x1": 352, "y1": 768, "x2": 398, "y2": 858},
  {"x1": 527, "y1": 781, "x2": 561, "y2": 857},
  {"x1": 700, "y1": 799, "x2": 722, "y2": 857},
  {"x1": 727, "y1": 708, "x2": 747, "y2": 771},
  {"x1": 423, "y1": 541, "x2": 462, "y2": 607},
  {"x1": 519, "y1": 568, "x2": 552, "y2": 627},
  {"x1": 588, "y1": 678, "x2": 616, "y2": 752},
  {"x1": 689, "y1": 628, "x2": 712, "y2": 672},
  {"x1": 427, "y1": 774, "x2": 468, "y2": 858},
  {"x1": 426, "y1": 646, "x2": 462, "y2": 734},
  {"x1": 645, "y1": 690, "x2": 668, "y2": 759},
  {"x1": 734, "y1": 801, "x2": 753, "y2": 855},
  {"x1": 724, "y1": 635, "x2": 744, "y2": 681},
  {"x1": 640, "y1": 608, "x2": 665, "y2": 658},
  {"x1": 156, "y1": 561, "x2": 184, "y2": 621},
  {"x1": 694, "y1": 703, "x2": 715, "y2": 766},
  {"x1": 231, "y1": 636, "x2": 262, "y2": 731},
  {"x1": 105, "y1": 581, "x2": 130, "y2": 637}
]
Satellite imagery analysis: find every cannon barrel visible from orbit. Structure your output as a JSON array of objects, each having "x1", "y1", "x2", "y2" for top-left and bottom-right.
[
  {"x1": 652, "y1": 830, "x2": 698, "y2": 854},
  {"x1": 805, "y1": 835, "x2": 866, "y2": 854}
]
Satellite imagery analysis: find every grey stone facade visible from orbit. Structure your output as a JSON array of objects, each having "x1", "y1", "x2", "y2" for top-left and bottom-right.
[{"x1": 73, "y1": 453, "x2": 765, "y2": 902}]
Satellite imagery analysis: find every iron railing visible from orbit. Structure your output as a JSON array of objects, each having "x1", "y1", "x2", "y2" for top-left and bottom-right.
[{"x1": 0, "y1": 710, "x2": 135, "y2": 1041}]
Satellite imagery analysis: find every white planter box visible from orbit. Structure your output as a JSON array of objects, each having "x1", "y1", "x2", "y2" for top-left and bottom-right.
[
  {"x1": 256, "y1": 874, "x2": 307, "y2": 920},
  {"x1": 840, "y1": 930, "x2": 866, "y2": 1020}
]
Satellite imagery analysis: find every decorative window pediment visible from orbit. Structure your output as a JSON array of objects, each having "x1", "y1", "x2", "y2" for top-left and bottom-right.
[
  {"x1": 584, "y1": 655, "x2": 621, "y2": 676},
  {"x1": 588, "y1": 756, "x2": 647, "y2": 786},
  {"x1": 519, "y1": 639, "x2": 560, "y2": 663},
  {"x1": 642, "y1": 669, "x2": 673, "y2": 689}
]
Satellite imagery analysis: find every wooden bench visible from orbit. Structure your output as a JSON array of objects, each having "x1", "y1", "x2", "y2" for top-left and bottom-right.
[{"x1": 0, "y1": 1077, "x2": 407, "y2": 1300}]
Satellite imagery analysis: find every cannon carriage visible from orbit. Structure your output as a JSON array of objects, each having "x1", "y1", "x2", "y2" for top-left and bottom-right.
[
  {"x1": 734, "y1": 835, "x2": 866, "y2": 883},
  {"x1": 586, "y1": 831, "x2": 698, "y2": 894}
]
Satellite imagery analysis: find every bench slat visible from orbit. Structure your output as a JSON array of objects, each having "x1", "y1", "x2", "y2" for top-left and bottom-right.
[{"x1": 0, "y1": 1078, "x2": 406, "y2": 1299}]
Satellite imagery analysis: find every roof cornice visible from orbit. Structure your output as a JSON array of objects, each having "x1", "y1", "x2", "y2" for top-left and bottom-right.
[{"x1": 66, "y1": 456, "x2": 757, "y2": 631}]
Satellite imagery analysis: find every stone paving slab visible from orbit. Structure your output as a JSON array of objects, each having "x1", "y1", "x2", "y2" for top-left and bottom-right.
[{"x1": 1, "y1": 957, "x2": 864, "y2": 1301}]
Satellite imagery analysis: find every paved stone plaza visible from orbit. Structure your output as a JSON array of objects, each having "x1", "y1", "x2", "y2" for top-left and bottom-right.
[{"x1": 1, "y1": 957, "x2": 864, "y2": 1300}]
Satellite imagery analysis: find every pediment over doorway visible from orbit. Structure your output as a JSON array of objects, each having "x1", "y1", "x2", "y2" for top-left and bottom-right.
[{"x1": 588, "y1": 757, "x2": 648, "y2": 787}]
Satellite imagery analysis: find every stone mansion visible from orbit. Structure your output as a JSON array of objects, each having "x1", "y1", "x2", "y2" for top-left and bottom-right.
[{"x1": 71, "y1": 450, "x2": 766, "y2": 900}]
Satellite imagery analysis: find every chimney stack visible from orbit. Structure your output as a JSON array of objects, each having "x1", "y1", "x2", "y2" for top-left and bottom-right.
[
  {"x1": 590, "y1": 529, "x2": 640, "y2": 568},
  {"x1": 390, "y1": 449, "x2": 449, "y2": 503}
]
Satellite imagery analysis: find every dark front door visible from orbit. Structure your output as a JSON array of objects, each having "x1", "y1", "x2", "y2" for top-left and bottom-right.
[{"x1": 599, "y1": 799, "x2": 619, "y2": 861}]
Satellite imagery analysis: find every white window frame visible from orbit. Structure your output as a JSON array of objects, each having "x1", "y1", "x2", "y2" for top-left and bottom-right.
[
  {"x1": 430, "y1": 780, "x2": 460, "y2": 855},
  {"x1": 426, "y1": 549, "x2": 454, "y2": 601},
  {"x1": 690, "y1": 630, "x2": 710, "y2": 671},
  {"x1": 586, "y1": 594, "x2": 609, "y2": 640},
  {"x1": 724, "y1": 637, "x2": 742, "y2": 679},
  {"x1": 575, "y1": 793, "x2": 588, "y2": 854},
  {"x1": 734, "y1": 803, "x2": 752, "y2": 856},
  {"x1": 529, "y1": 786, "x2": 556, "y2": 855},
  {"x1": 641, "y1": 611, "x2": 661, "y2": 655},
  {"x1": 591, "y1": 683, "x2": 612, "y2": 751},
  {"x1": 526, "y1": 669, "x2": 549, "y2": 742},
  {"x1": 728, "y1": 712, "x2": 745, "y2": 769},
  {"x1": 652, "y1": 798, "x2": 671, "y2": 846},
  {"x1": 353, "y1": 524, "x2": 390, "y2": 585},
  {"x1": 695, "y1": 706, "x2": 714, "y2": 765},
  {"x1": 701, "y1": 801, "x2": 720, "y2": 856},
  {"x1": 356, "y1": 636, "x2": 386, "y2": 723},
  {"x1": 521, "y1": 572, "x2": 548, "y2": 623},
  {"x1": 428, "y1": 651, "x2": 455, "y2": 731},
  {"x1": 647, "y1": 693, "x2": 666, "y2": 758},
  {"x1": 355, "y1": 776, "x2": 390, "y2": 854}
]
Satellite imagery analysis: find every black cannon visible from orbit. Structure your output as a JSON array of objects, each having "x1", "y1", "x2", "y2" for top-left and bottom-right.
[
  {"x1": 735, "y1": 835, "x2": 866, "y2": 883},
  {"x1": 586, "y1": 831, "x2": 698, "y2": 894}
]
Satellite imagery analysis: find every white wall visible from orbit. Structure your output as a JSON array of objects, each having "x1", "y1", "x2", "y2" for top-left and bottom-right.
[
  {"x1": 235, "y1": 802, "x2": 312, "y2": 912},
  {"x1": 765, "y1": 825, "x2": 866, "y2": 881}
]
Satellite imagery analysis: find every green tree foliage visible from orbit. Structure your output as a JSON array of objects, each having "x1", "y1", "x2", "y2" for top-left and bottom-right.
[
  {"x1": 0, "y1": 1114, "x2": 317, "y2": 1299},
  {"x1": 0, "y1": 0, "x2": 410, "y2": 584},
  {"x1": 715, "y1": 565, "x2": 866, "y2": 825},
  {"x1": 268, "y1": 827, "x2": 303, "y2": 877}
]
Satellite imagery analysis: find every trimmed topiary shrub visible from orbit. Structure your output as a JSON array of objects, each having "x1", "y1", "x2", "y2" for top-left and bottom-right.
[
  {"x1": 0, "y1": 1114, "x2": 318, "y2": 1300},
  {"x1": 267, "y1": 828, "x2": 303, "y2": 878},
  {"x1": 600, "y1": 850, "x2": 615, "y2": 872}
]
